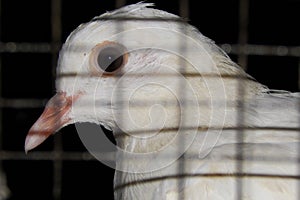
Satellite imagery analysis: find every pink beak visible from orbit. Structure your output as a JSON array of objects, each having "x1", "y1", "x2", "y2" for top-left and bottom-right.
[{"x1": 25, "y1": 92, "x2": 79, "y2": 153}]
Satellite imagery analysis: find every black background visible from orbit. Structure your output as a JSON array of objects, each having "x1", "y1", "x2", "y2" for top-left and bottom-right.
[{"x1": 1, "y1": 0, "x2": 300, "y2": 199}]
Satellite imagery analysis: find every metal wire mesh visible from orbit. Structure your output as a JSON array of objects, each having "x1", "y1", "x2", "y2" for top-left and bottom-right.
[{"x1": 0, "y1": 0, "x2": 299, "y2": 200}]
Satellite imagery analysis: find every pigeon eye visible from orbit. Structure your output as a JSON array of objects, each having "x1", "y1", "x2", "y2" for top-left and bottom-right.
[
  {"x1": 97, "y1": 46, "x2": 123, "y2": 72},
  {"x1": 90, "y1": 41, "x2": 128, "y2": 75}
]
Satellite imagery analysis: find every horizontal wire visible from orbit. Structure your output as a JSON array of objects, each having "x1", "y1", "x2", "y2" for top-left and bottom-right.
[
  {"x1": 91, "y1": 16, "x2": 188, "y2": 22},
  {"x1": 0, "y1": 41, "x2": 300, "y2": 57},
  {"x1": 2, "y1": 134, "x2": 300, "y2": 162},
  {"x1": 54, "y1": 72, "x2": 257, "y2": 81},
  {"x1": 113, "y1": 126, "x2": 300, "y2": 139},
  {"x1": 114, "y1": 173, "x2": 300, "y2": 191},
  {"x1": 0, "y1": 151, "x2": 96, "y2": 161},
  {"x1": 0, "y1": 97, "x2": 209, "y2": 108},
  {"x1": 0, "y1": 98, "x2": 48, "y2": 108},
  {"x1": 0, "y1": 149, "x2": 298, "y2": 164},
  {"x1": 221, "y1": 44, "x2": 300, "y2": 57},
  {"x1": 0, "y1": 42, "x2": 59, "y2": 53},
  {"x1": 1, "y1": 96, "x2": 298, "y2": 109}
]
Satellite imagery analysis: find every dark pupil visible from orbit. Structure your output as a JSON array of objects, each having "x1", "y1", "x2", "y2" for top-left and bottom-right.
[{"x1": 97, "y1": 47, "x2": 123, "y2": 72}]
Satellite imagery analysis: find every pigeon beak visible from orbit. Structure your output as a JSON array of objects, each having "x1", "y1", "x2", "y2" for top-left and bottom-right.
[{"x1": 25, "y1": 92, "x2": 80, "y2": 153}]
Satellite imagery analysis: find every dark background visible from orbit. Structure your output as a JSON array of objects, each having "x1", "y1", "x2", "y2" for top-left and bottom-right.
[{"x1": 0, "y1": 0, "x2": 299, "y2": 199}]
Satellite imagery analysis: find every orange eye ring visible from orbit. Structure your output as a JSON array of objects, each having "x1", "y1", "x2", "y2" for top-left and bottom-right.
[{"x1": 89, "y1": 41, "x2": 128, "y2": 76}]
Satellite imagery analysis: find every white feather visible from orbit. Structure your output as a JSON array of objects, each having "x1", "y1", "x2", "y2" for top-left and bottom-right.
[{"x1": 55, "y1": 3, "x2": 300, "y2": 199}]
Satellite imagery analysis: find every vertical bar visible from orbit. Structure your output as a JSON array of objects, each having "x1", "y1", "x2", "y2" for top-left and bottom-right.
[
  {"x1": 236, "y1": 0, "x2": 249, "y2": 199},
  {"x1": 51, "y1": 0, "x2": 62, "y2": 199},
  {"x1": 115, "y1": 0, "x2": 126, "y2": 8},
  {"x1": 179, "y1": 0, "x2": 189, "y2": 19},
  {"x1": 298, "y1": 59, "x2": 300, "y2": 91},
  {"x1": 297, "y1": 58, "x2": 300, "y2": 200},
  {"x1": 0, "y1": 1, "x2": 9, "y2": 198},
  {"x1": 113, "y1": 3, "x2": 125, "y2": 195},
  {"x1": 238, "y1": 0, "x2": 249, "y2": 70},
  {"x1": 235, "y1": 86, "x2": 245, "y2": 200},
  {"x1": 0, "y1": 0, "x2": 3, "y2": 174},
  {"x1": 0, "y1": 0, "x2": 3, "y2": 164},
  {"x1": 0, "y1": 0, "x2": 2, "y2": 153},
  {"x1": 177, "y1": 0, "x2": 189, "y2": 199}
]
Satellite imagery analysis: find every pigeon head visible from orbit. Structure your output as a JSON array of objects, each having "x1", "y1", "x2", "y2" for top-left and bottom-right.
[{"x1": 25, "y1": 3, "x2": 263, "y2": 153}]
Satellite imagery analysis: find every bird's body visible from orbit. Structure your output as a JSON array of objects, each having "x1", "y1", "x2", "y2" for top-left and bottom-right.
[
  {"x1": 25, "y1": 3, "x2": 300, "y2": 199},
  {"x1": 112, "y1": 85, "x2": 300, "y2": 199},
  {"x1": 114, "y1": 93, "x2": 300, "y2": 200}
]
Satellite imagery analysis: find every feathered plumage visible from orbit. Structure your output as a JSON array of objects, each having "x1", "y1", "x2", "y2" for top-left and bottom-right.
[{"x1": 25, "y1": 3, "x2": 300, "y2": 199}]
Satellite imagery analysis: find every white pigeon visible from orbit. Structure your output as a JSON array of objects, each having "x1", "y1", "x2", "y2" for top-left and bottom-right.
[{"x1": 25, "y1": 3, "x2": 300, "y2": 200}]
